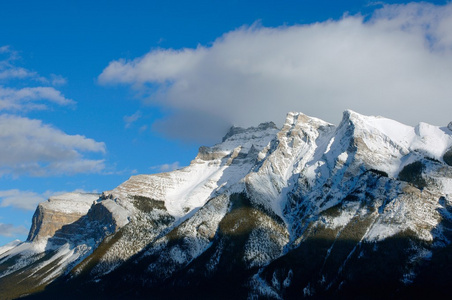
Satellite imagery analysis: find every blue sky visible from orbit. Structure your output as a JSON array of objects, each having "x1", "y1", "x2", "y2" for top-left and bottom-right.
[{"x1": 1, "y1": 0, "x2": 451, "y2": 245}]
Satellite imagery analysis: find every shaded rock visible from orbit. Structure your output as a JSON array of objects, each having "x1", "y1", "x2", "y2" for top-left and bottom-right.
[{"x1": 444, "y1": 147, "x2": 452, "y2": 166}]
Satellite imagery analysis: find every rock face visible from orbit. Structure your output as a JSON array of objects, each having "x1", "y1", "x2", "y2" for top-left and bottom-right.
[
  {"x1": 27, "y1": 193, "x2": 97, "y2": 241},
  {"x1": 1, "y1": 110, "x2": 452, "y2": 300}
]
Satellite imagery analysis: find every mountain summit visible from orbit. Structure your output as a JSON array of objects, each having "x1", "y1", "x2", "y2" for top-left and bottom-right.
[{"x1": 1, "y1": 111, "x2": 452, "y2": 299}]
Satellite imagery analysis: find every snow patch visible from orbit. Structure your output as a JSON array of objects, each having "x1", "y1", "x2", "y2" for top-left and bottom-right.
[
  {"x1": 100, "y1": 199, "x2": 130, "y2": 228},
  {"x1": 44, "y1": 193, "x2": 99, "y2": 214},
  {"x1": 322, "y1": 201, "x2": 360, "y2": 230},
  {"x1": 0, "y1": 240, "x2": 21, "y2": 256}
]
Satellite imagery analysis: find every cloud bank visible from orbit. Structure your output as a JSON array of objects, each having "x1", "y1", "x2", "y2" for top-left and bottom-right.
[
  {"x1": 0, "y1": 223, "x2": 28, "y2": 237},
  {"x1": 0, "y1": 189, "x2": 46, "y2": 211},
  {"x1": 100, "y1": 2, "x2": 452, "y2": 144},
  {"x1": 0, "y1": 46, "x2": 106, "y2": 177},
  {"x1": 0, "y1": 115, "x2": 105, "y2": 177},
  {"x1": 0, "y1": 86, "x2": 74, "y2": 111}
]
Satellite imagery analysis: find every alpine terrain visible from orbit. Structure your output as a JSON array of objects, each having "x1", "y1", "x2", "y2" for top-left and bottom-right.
[{"x1": 1, "y1": 110, "x2": 452, "y2": 299}]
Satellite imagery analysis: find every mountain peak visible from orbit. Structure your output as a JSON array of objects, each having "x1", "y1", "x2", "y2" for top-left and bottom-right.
[
  {"x1": 222, "y1": 121, "x2": 278, "y2": 142},
  {"x1": 2, "y1": 111, "x2": 452, "y2": 300},
  {"x1": 284, "y1": 111, "x2": 332, "y2": 129},
  {"x1": 340, "y1": 109, "x2": 380, "y2": 126}
]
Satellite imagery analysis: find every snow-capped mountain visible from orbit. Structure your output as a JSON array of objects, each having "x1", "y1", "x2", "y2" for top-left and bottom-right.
[{"x1": 1, "y1": 111, "x2": 452, "y2": 299}]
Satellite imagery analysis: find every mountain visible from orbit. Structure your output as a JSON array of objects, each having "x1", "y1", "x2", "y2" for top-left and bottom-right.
[{"x1": 1, "y1": 110, "x2": 452, "y2": 299}]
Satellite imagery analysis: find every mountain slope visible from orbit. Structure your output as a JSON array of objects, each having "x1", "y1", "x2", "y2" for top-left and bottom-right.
[{"x1": 1, "y1": 111, "x2": 452, "y2": 299}]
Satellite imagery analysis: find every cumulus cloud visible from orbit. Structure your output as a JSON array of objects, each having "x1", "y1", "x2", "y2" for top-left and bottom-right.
[
  {"x1": 100, "y1": 2, "x2": 452, "y2": 143},
  {"x1": 0, "y1": 115, "x2": 106, "y2": 177},
  {"x1": 0, "y1": 46, "x2": 41, "y2": 81},
  {"x1": 0, "y1": 223, "x2": 28, "y2": 237},
  {"x1": 0, "y1": 67, "x2": 38, "y2": 81},
  {"x1": 0, "y1": 46, "x2": 106, "y2": 177},
  {"x1": 0, "y1": 86, "x2": 74, "y2": 111},
  {"x1": 0, "y1": 45, "x2": 67, "y2": 86},
  {"x1": 0, "y1": 189, "x2": 46, "y2": 211}
]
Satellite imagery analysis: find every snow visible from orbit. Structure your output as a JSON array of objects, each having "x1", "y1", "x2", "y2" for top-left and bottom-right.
[
  {"x1": 411, "y1": 122, "x2": 452, "y2": 159},
  {"x1": 164, "y1": 163, "x2": 229, "y2": 217},
  {"x1": 44, "y1": 193, "x2": 100, "y2": 214},
  {"x1": 345, "y1": 110, "x2": 452, "y2": 176},
  {"x1": 324, "y1": 137, "x2": 335, "y2": 154},
  {"x1": 0, "y1": 194, "x2": 131, "y2": 283},
  {"x1": 365, "y1": 221, "x2": 404, "y2": 242},
  {"x1": 437, "y1": 178, "x2": 452, "y2": 194},
  {"x1": 0, "y1": 239, "x2": 47, "y2": 261},
  {"x1": 337, "y1": 151, "x2": 348, "y2": 164},
  {"x1": 0, "y1": 239, "x2": 50, "y2": 278},
  {"x1": 110, "y1": 123, "x2": 279, "y2": 220},
  {"x1": 37, "y1": 242, "x2": 95, "y2": 285},
  {"x1": 100, "y1": 199, "x2": 130, "y2": 227},
  {"x1": 360, "y1": 112, "x2": 415, "y2": 148},
  {"x1": 246, "y1": 112, "x2": 334, "y2": 223},
  {"x1": 364, "y1": 189, "x2": 442, "y2": 242},
  {"x1": 323, "y1": 201, "x2": 360, "y2": 230},
  {"x1": 0, "y1": 239, "x2": 21, "y2": 256},
  {"x1": 249, "y1": 272, "x2": 283, "y2": 300}
]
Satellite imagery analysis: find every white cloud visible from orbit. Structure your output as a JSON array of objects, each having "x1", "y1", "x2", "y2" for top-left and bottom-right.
[
  {"x1": 0, "y1": 189, "x2": 45, "y2": 211},
  {"x1": 0, "y1": 86, "x2": 74, "y2": 111},
  {"x1": 0, "y1": 46, "x2": 19, "y2": 63},
  {"x1": 49, "y1": 74, "x2": 67, "y2": 86},
  {"x1": 0, "y1": 45, "x2": 67, "y2": 86},
  {"x1": 0, "y1": 46, "x2": 106, "y2": 178},
  {"x1": 123, "y1": 111, "x2": 142, "y2": 128},
  {"x1": 100, "y1": 2, "x2": 452, "y2": 144},
  {"x1": 0, "y1": 223, "x2": 28, "y2": 237},
  {"x1": 0, "y1": 46, "x2": 42, "y2": 81},
  {"x1": 0, "y1": 67, "x2": 38, "y2": 81},
  {"x1": 0, "y1": 114, "x2": 106, "y2": 177}
]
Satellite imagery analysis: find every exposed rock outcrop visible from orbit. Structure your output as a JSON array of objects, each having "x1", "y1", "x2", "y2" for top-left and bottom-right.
[{"x1": 27, "y1": 193, "x2": 98, "y2": 242}]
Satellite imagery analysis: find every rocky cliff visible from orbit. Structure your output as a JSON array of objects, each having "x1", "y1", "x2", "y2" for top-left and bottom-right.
[{"x1": 27, "y1": 193, "x2": 98, "y2": 242}]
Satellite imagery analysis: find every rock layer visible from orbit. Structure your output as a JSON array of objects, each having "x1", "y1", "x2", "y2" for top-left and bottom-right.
[{"x1": 27, "y1": 193, "x2": 98, "y2": 242}]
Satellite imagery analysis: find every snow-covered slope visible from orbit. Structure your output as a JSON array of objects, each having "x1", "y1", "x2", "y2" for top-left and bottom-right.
[
  {"x1": 0, "y1": 240, "x2": 20, "y2": 256},
  {"x1": 1, "y1": 111, "x2": 452, "y2": 300},
  {"x1": 108, "y1": 121, "x2": 279, "y2": 218}
]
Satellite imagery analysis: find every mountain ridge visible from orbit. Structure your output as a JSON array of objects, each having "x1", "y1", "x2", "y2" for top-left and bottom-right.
[{"x1": 1, "y1": 110, "x2": 452, "y2": 299}]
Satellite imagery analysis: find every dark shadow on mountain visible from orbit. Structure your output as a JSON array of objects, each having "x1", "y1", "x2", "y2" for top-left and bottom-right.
[
  {"x1": 19, "y1": 191, "x2": 452, "y2": 300},
  {"x1": 395, "y1": 196, "x2": 452, "y2": 299},
  {"x1": 23, "y1": 193, "x2": 275, "y2": 299},
  {"x1": 443, "y1": 147, "x2": 452, "y2": 166}
]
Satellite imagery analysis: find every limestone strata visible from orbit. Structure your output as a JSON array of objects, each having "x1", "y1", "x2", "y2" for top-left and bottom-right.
[{"x1": 27, "y1": 193, "x2": 99, "y2": 242}]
